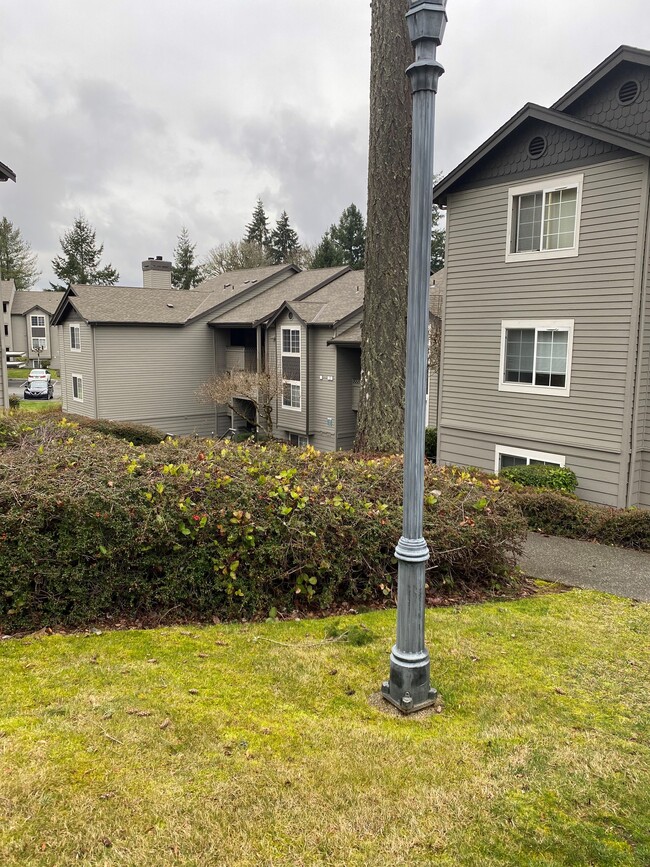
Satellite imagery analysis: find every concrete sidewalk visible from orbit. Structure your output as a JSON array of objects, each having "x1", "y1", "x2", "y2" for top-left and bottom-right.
[{"x1": 521, "y1": 532, "x2": 650, "y2": 602}]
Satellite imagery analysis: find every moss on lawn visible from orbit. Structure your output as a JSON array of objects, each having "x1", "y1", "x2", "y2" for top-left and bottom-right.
[{"x1": 1, "y1": 590, "x2": 649, "y2": 866}]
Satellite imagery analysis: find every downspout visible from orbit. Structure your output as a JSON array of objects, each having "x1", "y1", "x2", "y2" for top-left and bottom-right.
[
  {"x1": 626, "y1": 162, "x2": 650, "y2": 507},
  {"x1": 91, "y1": 324, "x2": 99, "y2": 418}
]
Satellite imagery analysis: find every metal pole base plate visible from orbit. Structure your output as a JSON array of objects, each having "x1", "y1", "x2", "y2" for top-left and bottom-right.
[{"x1": 381, "y1": 680, "x2": 438, "y2": 714}]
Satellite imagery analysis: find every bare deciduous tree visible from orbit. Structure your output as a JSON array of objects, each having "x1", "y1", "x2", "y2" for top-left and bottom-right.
[{"x1": 198, "y1": 370, "x2": 278, "y2": 438}]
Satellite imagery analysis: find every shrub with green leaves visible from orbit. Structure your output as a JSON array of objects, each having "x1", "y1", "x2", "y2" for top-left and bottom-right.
[
  {"x1": 425, "y1": 427, "x2": 437, "y2": 461},
  {"x1": 74, "y1": 416, "x2": 166, "y2": 445},
  {"x1": 0, "y1": 418, "x2": 526, "y2": 630},
  {"x1": 499, "y1": 464, "x2": 578, "y2": 493},
  {"x1": 514, "y1": 488, "x2": 650, "y2": 550}
]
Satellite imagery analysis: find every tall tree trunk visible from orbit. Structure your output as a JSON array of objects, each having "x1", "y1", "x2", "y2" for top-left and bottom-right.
[{"x1": 355, "y1": 0, "x2": 412, "y2": 453}]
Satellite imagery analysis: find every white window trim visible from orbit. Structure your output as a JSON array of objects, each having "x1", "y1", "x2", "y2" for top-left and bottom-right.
[
  {"x1": 281, "y1": 325, "x2": 301, "y2": 412},
  {"x1": 30, "y1": 313, "x2": 47, "y2": 352},
  {"x1": 72, "y1": 374, "x2": 84, "y2": 402},
  {"x1": 505, "y1": 173, "x2": 583, "y2": 263},
  {"x1": 70, "y1": 324, "x2": 81, "y2": 352},
  {"x1": 499, "y1": 319, "x2": 574, "y2": 397},
  {"x1": 495, "y1": 445, "x2": 566, "y2": 473}
]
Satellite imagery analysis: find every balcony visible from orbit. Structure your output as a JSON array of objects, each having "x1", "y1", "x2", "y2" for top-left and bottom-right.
[{"x1": 226, "y1": 346, "x2": 257, "y2": 373}]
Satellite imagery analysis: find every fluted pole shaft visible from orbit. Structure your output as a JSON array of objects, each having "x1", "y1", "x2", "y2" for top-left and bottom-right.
[{"x1": 382, "y1": 0, "x2": 447, "y2": 714}]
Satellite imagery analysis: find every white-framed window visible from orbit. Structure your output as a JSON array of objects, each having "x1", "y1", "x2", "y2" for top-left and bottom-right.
[
  {"x1": 72, "y1": 374, "x2": 83, "y2": 402},
  {"x1": 505, "y1": 173, "x2": 583, "y2": 262},
  {"x1": 70, "y1": 324, "x2": 81, "y2": 351},
  {"x1": 281, "y1": 326, "x2": 301, "y2": 410},
  {"x1": 495, "y1": 444, "x2": 565, "y2": 473},
  {"x1": 499, "y1": 319, "x2": 574, "y2": 397},
  {"x1": 30, "y1": 314, "x2": 47, "y2": 352}
]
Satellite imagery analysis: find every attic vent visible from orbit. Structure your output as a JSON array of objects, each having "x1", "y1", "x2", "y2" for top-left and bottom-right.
[
  {"x1": 618, "y1": 80, "x2": 640, "y2": 105},
  {"x1": 166, "y1": 303, "x2": 174, "y2": 308},
  {"x1": 528, "y1": 135, "x2": 547, "y2": 159}
]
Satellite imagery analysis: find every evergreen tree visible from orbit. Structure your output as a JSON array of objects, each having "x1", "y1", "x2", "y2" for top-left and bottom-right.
[
  {"x1": 431, "y1": 178, "x2": 445, "y2": 273},
  {"x1": 312, "y1": 230, "x2": 344, "y2": 269},
  {"x1": 330, "y1": 203, "x2": 366, "y2": 270},
  {"x1": 171, "y1": 226, "x2": 202, "y2": 290},
  {"x1": 245, "y1": 199, "x2": 269, "y2": 248},
  {"x1": 51, "y1": 214, "x2": 119, "y2": 286},
  {"x1": 0, "y1": 217, "x2": 40, "y2": 290},
  {"x1": 267, "y1": 211, "x2": 300, "y2": 265}
]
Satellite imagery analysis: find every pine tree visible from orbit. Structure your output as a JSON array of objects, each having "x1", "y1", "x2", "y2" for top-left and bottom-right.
[
  {"x1": 267, "y1": 211, "x2": 300, "y2": 265},
  {"x1": 312, "y1": 230, "x2": 344, "y2": 269},
  {"x1": 0, "y1": 217, "x2": 40, "y2": 290},
  {"x1": 431, "y1": 201, "x2": 445, "y2": 274},
  {"x1": 245, "y1": 199, "x2": 270, "y2": 248},
  {"x1": 330, "y1": 203, "x2": 366, "y2": 269},
  {"x1": 171, "y1": 227, "x2": 202, "y2": 290},
  {"x1": 51, "y1": 214, "x2": 119, "y2": 286}
]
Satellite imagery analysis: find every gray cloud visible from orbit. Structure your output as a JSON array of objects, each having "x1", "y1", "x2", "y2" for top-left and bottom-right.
[{"x1": 1, "y1": 0, "x2": 649, "y2": 288}]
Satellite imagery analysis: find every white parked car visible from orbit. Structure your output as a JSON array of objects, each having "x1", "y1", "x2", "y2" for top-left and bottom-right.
[{"x1": 27, "y1": 368, "x2": 51, "y2": 382}]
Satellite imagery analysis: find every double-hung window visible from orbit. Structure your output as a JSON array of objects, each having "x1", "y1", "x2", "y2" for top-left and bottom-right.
[
  {"x1": 70, "y1": 324, "x2": 81, "y2": 351},
  {"x1": 72, "y1": 374, "x2": 83, "y2": 402},
  {"x1": 506, "y1": 174, "x2": 583, "y2": 262},
  {"x1": 281, "y1": 326, "x2": 301, "y2": 410},
  {"x1": 30, "y1": 314, "x2": 47, "y2": 351},
  {"x1": 499, "y1": 319, "x2": 574, "y2": 396}
]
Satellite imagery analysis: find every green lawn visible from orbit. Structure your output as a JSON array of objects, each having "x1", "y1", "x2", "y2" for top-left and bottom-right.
[
  {"x1": 9, "y1": 400, "x2": 62, "y2": 413},
  {"x1": 6, "y1": 368, "x2": 59, "y2": 379},
  {"x1": 1, "y1": 590, "x2": 649, "y2": 866}
]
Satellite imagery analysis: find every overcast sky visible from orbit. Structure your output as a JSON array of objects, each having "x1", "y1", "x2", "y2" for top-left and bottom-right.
[{"x1": 2, "y1": 0, "x2": 650, "y2": 288}]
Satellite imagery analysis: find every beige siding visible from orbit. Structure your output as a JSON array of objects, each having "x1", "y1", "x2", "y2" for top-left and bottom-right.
[
  {"x1": 308, "y1": 327, "x2": 337, "y2": 452},
  {"x1": 428, "y1": 365, "x2": 439, "y2": 428},
  {"x1": 274, "y1": 313, "x2": 307, "y2": 436},
  {"x1": 439, "y1": 156, "x2": 648, "y2": 507},
  {"x1": 60, "y1": 313, "x2": 97, "y2": 418},
  {"x1": 92, "y1": 322, "x2": 217, "y2": 436},
  {"x1": 335, "y1": 346, "x2": 361, "y2": 451}
]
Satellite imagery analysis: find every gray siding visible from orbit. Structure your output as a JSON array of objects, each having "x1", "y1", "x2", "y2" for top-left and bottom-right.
[
  {"x1": 92, "y1": 322, "x2": 217, "y2": 436},
  {"x1": 308, "y1": 327, "x2": 337, "y2": 452},
  {"x1": 335, "y1": 346, "x2": 361, "y2": 451},
  {"x1": 213, "y1": 329, "x2": 233, "y2": 437},
  {"x1": 0, "y1": 315, "x2": 7, "y2": 410},
  {"x1": 274, "y1": 312, "x2": 307, "y2": 437},
  {"x1": 428, "y1": 364, "x2": 439, "y2": 429},
  {"x1": 60, "y1": 313, "x2": 97, "y2": 418},
  {"x1": 9, "y1": 314, "x2": 26, "y2": 355},
  {"x1": 632, "y1": 162, "x2": 650, "y2": 505},
  {"x1": 566, "y1": 64, "x2": 650, "y2": 141},
  {"x1": 439, "y1": 427, "x2": 623, "y2": 506},
  {"x1": 439, "y1": 155, "x2": 648, "y2": 507}
]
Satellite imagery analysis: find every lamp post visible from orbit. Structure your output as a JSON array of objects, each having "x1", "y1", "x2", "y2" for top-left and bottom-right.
[{"x1": 382, "y1": 0, "x2": 447, "y2": 714}]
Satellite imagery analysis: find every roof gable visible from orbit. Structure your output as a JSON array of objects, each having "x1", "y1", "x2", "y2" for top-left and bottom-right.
[
  {"x1": 553, "y1": 46, "x2": 650, "y2": 112},
  {"x1": 433, "y1": 103, "x2": 650, "y2": 205}
]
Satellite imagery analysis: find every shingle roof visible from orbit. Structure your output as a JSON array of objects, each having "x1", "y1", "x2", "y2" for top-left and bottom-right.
[
  {"x1": 211, "y1": 267, "x2": 350, "y2": 326},
  {"x1": 0, "y1": 280, "x2": 16, "y2": 306},
  {"x1": 329, "y1": 320, "x2": 362, "y2": 345},
  {"x1": 51, "y1": 265, "x2": 298, "y2": 326},
  {"x1": 0, "y1": 160, "x2": 16, "y2": 182},
  {"x1": 11, "y1": 290, "x2": 65, "y2": 315},
  {"x1": 277, "y1": 270, "x2": 365, "y2": 326}
]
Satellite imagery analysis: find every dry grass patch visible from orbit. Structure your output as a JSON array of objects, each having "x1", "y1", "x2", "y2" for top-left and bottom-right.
[{"x1": 1, "y1": 590, "x2": 649, "y2": 866}]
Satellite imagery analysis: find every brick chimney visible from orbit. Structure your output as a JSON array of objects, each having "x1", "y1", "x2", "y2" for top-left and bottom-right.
[{"x1": 142, "y1": 255, "x2": 172, "y2": 290}]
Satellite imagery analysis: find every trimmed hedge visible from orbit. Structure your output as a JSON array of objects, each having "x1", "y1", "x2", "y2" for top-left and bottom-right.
[
  {"x1": 74, "y1": 416, "x2": 167, "y2": 445},
  {"x1": 499, "y1": 464, "x2": 578, "y2": 493},
  {"x1": 0, "y1": 417, "x2": 526, "y2": 630},
  {"x1": 515, "y1": 488, "x2": 650, "y2": 550}
]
